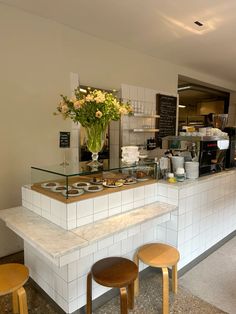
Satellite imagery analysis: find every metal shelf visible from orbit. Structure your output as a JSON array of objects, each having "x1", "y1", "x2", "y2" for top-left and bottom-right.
[
  {"x1": 132, "y1": 128, "x2": 159, "y2": 133},
  {"x1": 133, "y1": 113, "x2": 160, "y2": 118}
]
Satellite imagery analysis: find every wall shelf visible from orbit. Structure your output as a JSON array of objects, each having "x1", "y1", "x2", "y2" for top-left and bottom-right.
[
  {"x1": 132, "y1": 128, "x2": 159, "y2": 133},
  {"x1": 133, "y1": 113, "x2": 160, "y2": 118}
]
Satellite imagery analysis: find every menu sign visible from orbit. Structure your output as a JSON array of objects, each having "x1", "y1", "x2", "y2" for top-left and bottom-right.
[
  {"x1": 156, "y1": 94, "x2": 177, "y2": 138},
  {"x1": 59, "y1": 132, "x2": 70, "y2": 148}
]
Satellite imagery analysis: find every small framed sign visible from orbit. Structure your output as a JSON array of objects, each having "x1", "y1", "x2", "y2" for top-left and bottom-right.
[{"x1": 59, "y1": 132, "x2": 70, "y2": 148}]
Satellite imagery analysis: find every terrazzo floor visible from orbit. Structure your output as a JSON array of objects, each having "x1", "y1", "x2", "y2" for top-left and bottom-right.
[{"x1": 0, "y1": 251, "x2": 227, "y2": 314}]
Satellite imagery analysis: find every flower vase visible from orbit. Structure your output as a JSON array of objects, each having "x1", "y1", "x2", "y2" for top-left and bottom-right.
[{"x1": 84, "y1": 124, "x2": 107, "y2": 168}]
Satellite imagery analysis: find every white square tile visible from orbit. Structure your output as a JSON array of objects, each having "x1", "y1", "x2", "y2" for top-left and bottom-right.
[
  {"x1": 77, "y1": 215, "x2": 93, "y2": 227},
  {"x1": 51, "y1": 200, "x2": 66, "y2": 220},
  {"x1": 77, "y1": 199, "x2": 93, "y2": 218},
  {"x1": 168, "y1": 187, "x2": 178, "y2": 201},
  {"x1": 109, "y1": 192, "x2": 121, "y2": 209},
  {"x1": 121, "y1": 238, "x2": 133, "y2": 254},
  {"x1": 98, "y1": 236, "x2": 114, "y2": 250},
  {"x1": 122, "y1": 189, "x2": 134, "y2": 205},
  {"x1": 144, "y1": 184, "x2": 155, "y2": 199},
  {"x1": 25, "y1": 188, "x2": 32, "y2": 204},
  {"x1": 94, "y1": 195, "x2": 108, "y2": 213},
  {"x1": 67, "y1": 220, "x2": 76, "y2": 230},
  {"x1": 114, "y1": 230, "x2": 127, "y2": 243},
  {"x1": 133, "y1": 187, "x2": 144, "y2": 201},
  {"x1": 77, "y1": 254, "x2": 93, "y2": 276},
  {"x1": 94, "y1": 210, "x2": 108, "y2": 222},
  {"x1": 32, "y1": 191, "x2": 41, "y2": 207},
  {"x1": 158, "y1": 184, "x2": 168, "y2": 197},
  {"x1": 122, "y1": 203, "x2": 134, "y2": 212},
  {"x1": 108, "y1": 242, "x2": 122, "y2": 256},
  {"x1": 94, "y1": 247, "x2": 109, "y2": 262},
  {"x1": 41, "y1": 195, "x2": 51, "y2": 213},
  {"x1": 67, "y1": 203, "x2": 76, "y2": 221},
  {"x1": 127, "y1": 225, "x2": 140, "y2": 237},
  {"x1": 80, "y1": 243, "x2": 97, "y2": 258},
  {"x1": 133, "y1": 199, "x2": 145, "y2": 209},
  {"x1": 77, "y1": 275, "x2": 87, "y2": 297},
  {"x1": 109, "y1": 206, "x2": 122, "y2": 217},
  {"x1": 68, "y1": 261, "x2": 77, "y2": 282}
]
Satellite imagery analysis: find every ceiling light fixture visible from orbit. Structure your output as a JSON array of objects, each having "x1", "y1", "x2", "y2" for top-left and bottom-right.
[
  {"x1": 194, "y1": 21, "x2": 203, "y2": 27},
  {"x1": 178, "y1": 104, "x2": 186, "y2": 108},
  {"x1": 178, "y1": 86, "x2": 191, "y2": 91}
]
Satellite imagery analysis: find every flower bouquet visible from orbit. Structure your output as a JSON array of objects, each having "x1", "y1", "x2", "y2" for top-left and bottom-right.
[{"x1": 56, "y1": 87, "x2": 132, "y2": 167}]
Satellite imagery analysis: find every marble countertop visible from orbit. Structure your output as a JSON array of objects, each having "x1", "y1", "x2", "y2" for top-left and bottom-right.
[{"x1": 0, "y1": 201, "x2": 176, "y2": 263}]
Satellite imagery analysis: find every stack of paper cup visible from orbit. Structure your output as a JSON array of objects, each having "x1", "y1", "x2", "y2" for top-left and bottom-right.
[
  {"x1": 185, "y1": 162, "x2": 199, "y2": 179},
  {"x1": 121, "y1": 146, "x2": 139, "y2": 164},
  {"x1": 171, "y1": 156, "x2": 184, "y2": 173}
]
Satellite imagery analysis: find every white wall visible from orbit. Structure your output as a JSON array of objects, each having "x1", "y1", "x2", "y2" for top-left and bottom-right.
[{"x1": 0, "y1": 3, "x2": 236, "y2": 256}]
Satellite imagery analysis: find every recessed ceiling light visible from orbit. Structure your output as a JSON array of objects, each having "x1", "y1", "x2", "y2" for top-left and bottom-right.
[
  {"x1": 194, "y1": 21, "x2": 203, "y2": 27},
  {"x1": 178, "y1": 104, "x2": 186, "y2": 108}
]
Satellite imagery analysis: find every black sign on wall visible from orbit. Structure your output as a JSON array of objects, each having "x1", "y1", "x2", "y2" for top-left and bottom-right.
[
  {"x1": 59, "y1": 132, "x2": 70, "y2": 148},
  {"x1": 156, "y1": 94, "x2": 177, "y2": 138}
]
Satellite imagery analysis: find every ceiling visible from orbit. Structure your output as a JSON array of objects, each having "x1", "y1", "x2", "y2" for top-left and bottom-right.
[{"x1": 1, "y1": 0, "x2": 236, "y2": 85}]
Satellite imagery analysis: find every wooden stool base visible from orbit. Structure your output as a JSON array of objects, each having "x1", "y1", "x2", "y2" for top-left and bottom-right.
[
  {"x1": 86, "y1": 257, "x2": 138, "y2": 314},
  {"x1": 134, "y1": 243, "x2": 180, "y2": 314},
  {"x1": 0, "y1": 263, "x2": 29, "y2": 314}
]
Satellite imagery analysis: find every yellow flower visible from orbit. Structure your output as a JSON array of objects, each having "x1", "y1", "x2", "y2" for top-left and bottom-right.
[
  {"x1": 119, "y1": 107, "x2": 128, "y2": 114},
  {"x1": 86, "y1": 94, "x2": 94, "y2": 102},
  {"x1": 95, "y1": 110, "x2": 103, "y2": 118},
  {"x1": 61, "y1": 104, "x2": 69, "y2": 114}
]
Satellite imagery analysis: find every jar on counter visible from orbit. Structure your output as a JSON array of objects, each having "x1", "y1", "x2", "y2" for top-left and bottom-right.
[{"x1": 168, "y1": 173, "x2": 176, "y2": 183}]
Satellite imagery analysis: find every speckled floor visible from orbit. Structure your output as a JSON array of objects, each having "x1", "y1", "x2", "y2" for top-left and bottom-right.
[{"x1": 0, "y1": 252, "x2": 227, "y2": 314}]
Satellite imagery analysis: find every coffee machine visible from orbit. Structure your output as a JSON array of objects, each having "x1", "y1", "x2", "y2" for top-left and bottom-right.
[
  {"x1": 198, "y1": 137, "x2": 229, "y2": 175},
  {"x1": 224, "y1": 127, "x2": 236, "y2": 168},
  {"x1": 162, "y1": 135, "x2": 229, "y2": 176}
]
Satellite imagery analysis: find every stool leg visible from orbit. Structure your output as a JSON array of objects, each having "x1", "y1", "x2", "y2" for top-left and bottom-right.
[
  {"x1": 12, "y1": 291, "x2": 19, "y2": 313},
  {"x1": 172, "y1": 264, "x2": 178, "y2": 294},
  {"x1": 120, "y1": 287, "x2": 128, "y2": 314},
  {"x1": 86, "y1": 272, "x2": 92, "y2": 314},
  {"x1": 134, "y1": 252, "x2": 139, "y2": 296},
  {"x1": 128, "y1": 281, "x2": 135, "y2": 309},
  {"x1": 162, "y1": 267, "x2": 169, "y2": 314},
  {"x1": 17, "y1": 287, "x2": 28, "y2": 314}
]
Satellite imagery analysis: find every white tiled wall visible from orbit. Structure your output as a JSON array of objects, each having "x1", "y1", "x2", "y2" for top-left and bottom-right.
[
  {"x1": 120, "y1": 84, "x2": 157, "y2": 147},
  {"x1": 22, "y1": 183, "x2": 159, "y2": 230},
  {"x1": 24, "y1": 212, "x2": 171, "y2": 313}
]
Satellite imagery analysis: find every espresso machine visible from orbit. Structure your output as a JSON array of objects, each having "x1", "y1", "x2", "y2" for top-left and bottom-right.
[
  {"x1": 162, "y1": 135, "x2": 229, "y2": 176},
  {"x1": 224, "y1": 127, "x2": 236, "y2": 168}
]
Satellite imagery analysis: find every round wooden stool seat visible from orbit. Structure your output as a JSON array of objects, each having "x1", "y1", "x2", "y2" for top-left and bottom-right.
[
  {"x1": 92, "y1": 257, "x2": 138, "y2": 288},
  {"x1": 0, "y1": 263, "x2": 29, "y2": 295},
  {"x1": 137, "y1": 243, "x2": 180, "y2": 268},
  {"x1": 87, "y1": 257, "x2": 138, "y2": 314},
  {"x1": 134, "y1": 243, "x2": 180, "y2": 314},
  {"x1": 0, "y1": 263, "x2": 29, "y2": 314}
]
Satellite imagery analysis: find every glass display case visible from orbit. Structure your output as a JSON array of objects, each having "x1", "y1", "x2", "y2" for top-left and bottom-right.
[{"x1": 31, "y1": 159, "x2": 157, "y2": 200}]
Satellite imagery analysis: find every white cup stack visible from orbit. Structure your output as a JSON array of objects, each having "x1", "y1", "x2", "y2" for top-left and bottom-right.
[
  {"x1": 121, "y1": 146, "x2": 139, "y2": 164},
  {"x1": 185, "y1": 161, "x2": 199, "y2": 179}
]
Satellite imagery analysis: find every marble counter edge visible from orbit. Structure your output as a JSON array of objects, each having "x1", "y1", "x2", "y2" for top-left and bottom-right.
[
  {"x1": 71, "y1": 201, "x2": 177, "y2": 243},
  {"x1": 0, "y1": 202, "x2": 176, "y2": 265},
  {"x1": 0, "y1": 207, "x2": 89, "y2": 262}
]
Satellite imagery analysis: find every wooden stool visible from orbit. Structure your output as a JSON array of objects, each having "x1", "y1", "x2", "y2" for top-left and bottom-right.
[
  {"x1": 134, "y1": 243, "x2": 180, "y2": 314},
  {"x1": 87, "y1": 257, "x2": 138, "y2": 314},
  {"x1": 0, "y1": 263, "x2": 29, "y2": 314}
]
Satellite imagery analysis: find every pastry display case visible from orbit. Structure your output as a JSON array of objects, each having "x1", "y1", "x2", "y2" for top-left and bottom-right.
[{"x1": 31, "y1": 159, "x2": 157, "y2": 201}]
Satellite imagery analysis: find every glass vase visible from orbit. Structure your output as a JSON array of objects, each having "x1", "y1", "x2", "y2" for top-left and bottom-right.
[{"x1": 84, "y1": 124, "x2": 107, "y2": 168}]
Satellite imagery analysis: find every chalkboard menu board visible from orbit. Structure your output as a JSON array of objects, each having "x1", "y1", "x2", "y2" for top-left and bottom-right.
[
  {"x1": 156, "y1": 94, "x2": 177, "y2": 138},
  {"x1": 59, "y1": 132, "x2": 70, "y2": 148}
]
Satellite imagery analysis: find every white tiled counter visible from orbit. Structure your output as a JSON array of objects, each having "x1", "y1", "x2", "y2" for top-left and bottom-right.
[
  {"x1": 156, "y1": 170, "x2": 236, "y2": 269},
  {"x1": 1, "y1": 170, "x2": 236, "y2": 313},
  {"x1": 0, "y1": 200, "x2": 176, "y2": 313}
]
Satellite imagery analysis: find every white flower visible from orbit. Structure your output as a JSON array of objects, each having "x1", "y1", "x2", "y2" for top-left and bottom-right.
[{"x1": 95, "y1": 110, "x2": 103, "y2": 118}]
